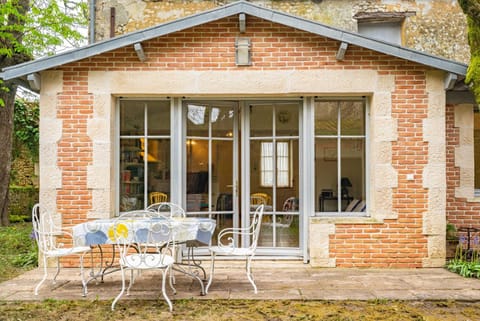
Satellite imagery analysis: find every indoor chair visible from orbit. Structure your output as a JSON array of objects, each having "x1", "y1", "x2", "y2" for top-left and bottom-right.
[
  {"x1": 149, "y1": 192, "x2": 168, "y2": 205},
  {"x1": 31, "y1": 203, "x2": 92, "y2": 296},
  {"x1": 205, "y1": 204, "x2": 265, "y2": 294},
  {"x1": 250, "y1": 192, "x2": 271, "y2": 205}
]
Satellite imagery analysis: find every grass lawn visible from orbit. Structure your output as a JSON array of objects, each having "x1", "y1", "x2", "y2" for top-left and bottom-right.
[{"x1": 0, "y1": 221, "x2": 37, "y2": 282}]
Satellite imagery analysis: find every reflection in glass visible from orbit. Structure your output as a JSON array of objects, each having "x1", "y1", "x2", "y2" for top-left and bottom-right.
[
  {"x1": 276, "y1": 104, "x2": 299, "y2": 136},
  {"x1": 340, "y1": 101, "x2": 365, "y2": 136},
  {"x1": 250, "y1": 105, "x2": 273, "y2": 137},
  {"x1": 148, "y1": 101, "x2": 170, "y2": 135},
  {"x1": 187, "y1": 104, "x2": 208, "y2": 137},
  {"x1": 120, "y1": 101, "x2": 145, "y2": 136},
  {"x1": 211, "y1": 106, "x2": 234, "y2": 137},
  {"x1": 314, "y1": 101, "x2": 338, "y2": 135}
]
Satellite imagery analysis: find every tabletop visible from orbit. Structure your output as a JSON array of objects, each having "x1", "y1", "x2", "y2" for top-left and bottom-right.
[{"x1": 73, "y1": 216, "x2": 216, "y2": 247}]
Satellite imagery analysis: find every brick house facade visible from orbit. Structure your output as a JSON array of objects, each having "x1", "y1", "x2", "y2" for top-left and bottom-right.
[{"x1": 1, "y1": 1, "x2": 475, "y2": 268}]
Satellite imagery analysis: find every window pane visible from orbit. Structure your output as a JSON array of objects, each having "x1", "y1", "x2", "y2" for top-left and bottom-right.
[
  {"x1": 211, "y1": 105, "x2": 235, "y2": 138},
  {"x1": 341, "y1": 138, "x2": 365, "y2": 212},
  {"x1": 315, "y1": 138, "x2": 338, "y2": 212},
  {"x1": 340, "y1": 101, "x2": 365, "y2": 136},
  {"x1": 212, "y1": 140, "x2": 234, "y2": 213},
  {"x1": 277, "y1": 142, "x2": 289, "y2": 187},
  {"x1": 147, "y1": 101, "x2": 170, "y2": 135},
  {"x1": 120, "y1": 139, "x2": 145, "y2": 211},
  {"x1": 315, "y1": 101, "x2": 338, "y2": 135},
  {"x1": 147, "y1": 139, "x2": 170, "y2": 205},
  {"x1": 186, "y1": 139, "x2": 209, "y2": 211},
  {"x1": 120, "y1": 101, "x2": 145, "y2": 136},
  {"x1": 251, "y1": 105, "x2": 273, "y2": 137},
  {"x1": 187, "y1": 104, "x2": 209, "y2": 137},
  {"x1": 276, "y1": 104, "x2": 299, "y2": 136},
  {"x1": 250, "y1": 140, "x2": 273, "y2": 207}
]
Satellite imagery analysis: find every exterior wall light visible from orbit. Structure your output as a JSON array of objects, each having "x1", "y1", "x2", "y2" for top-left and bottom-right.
[{"x1": 235, "y1": 37, "x2": 251, "y2": 66}]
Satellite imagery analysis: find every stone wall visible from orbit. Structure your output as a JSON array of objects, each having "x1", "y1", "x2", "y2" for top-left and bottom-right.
[{"x1": 94, "y1": 0, "x2": 469, "y2": 63}]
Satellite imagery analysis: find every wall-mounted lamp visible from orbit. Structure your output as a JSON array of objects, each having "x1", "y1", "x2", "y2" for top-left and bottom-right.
[
  {"x1": 27, "y1": 73, "x2": 41, "y2": 91},
  {"x1": 336, "y1": 42, "x2": 348, "y2": 61},
  {"x1": 444, "y1": 73, "x2": 458, "y2": 90},
  {"x1": 239, "y1": 13, "x2": 246, "y2": 33},
  {"x1": 235, "y1": 37, "x2": 251, "y2": 66},
  {"x1": 134, "y1": 42, "x2": 146, "y2": 62}
]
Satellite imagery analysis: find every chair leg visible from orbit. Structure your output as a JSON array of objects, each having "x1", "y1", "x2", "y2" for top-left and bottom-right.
[
  {"x1": 168, "y1": 266, "x2": 177, "y2": 295},
  {"x1": 34, "y1": 255, "x2": 49, "y2": 295},
  {"x1": 53, "y1": 257, "x2": 61, "y2": 284},
  {"x1": 245, "y1": 256, "x2": 257, "y2": 294},
  {"x1": 161, "y1": 267, "x2": 173, "y2": 312},
  {"x1": 111, "y1": 267, "x2": 127, "y2": 311},
  {"x1": 127, "y1": 269, "x2": 134, "y2": 295},
  {"x1": 79, "y1": 253, "x2": 88, "y2": 297},
  {"x1": 205, "y1": 252, "x2": 216, "y2": 294}
]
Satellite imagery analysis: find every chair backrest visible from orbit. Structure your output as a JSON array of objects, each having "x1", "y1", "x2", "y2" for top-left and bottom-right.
[
  {"x1": 250, "y1": 193, "x2": 271, "y2": 205},
  {"x1": 282, "y1": 197, "x2": 299, "y2": 211},
  {"x1": 112, "y1": 212, "x2": 175, "y2": 268},
  {"x1": 146, "y1": 202, "x2": 186, "y2": 219},
  {"x1": 32, "y1": 203, "x2": 58, "y2": 254},
  {"x1": 119, "y1": 209, "x2": 153, "y2": 219},
  {"x1": 149, "y1": 192, "x2": 168, "y2": 204},
  {"x1": 250, "y1": 204, "x2": 265, "y2": 250}
]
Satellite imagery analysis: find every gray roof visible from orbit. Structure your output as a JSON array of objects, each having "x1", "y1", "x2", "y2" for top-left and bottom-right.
[{"x1": 0, "y1": 0, "x2": 468, "y2": 81}]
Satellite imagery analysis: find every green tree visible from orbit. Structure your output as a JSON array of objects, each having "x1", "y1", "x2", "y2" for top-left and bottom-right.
[
  {"x1": 458, "y1": 0, "x2": 480, "y2": 104},
  {"x1": 0, "y1": 0, "x2": 87, "y2": 226}
]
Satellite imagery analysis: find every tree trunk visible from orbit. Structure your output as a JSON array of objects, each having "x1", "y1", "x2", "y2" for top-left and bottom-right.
[
  {"x1": 0, "y1": 0, "x2": 31, "y2": 226},
  {"x1": 0, "y1": 83, "x2": 17, "y2": 226}
]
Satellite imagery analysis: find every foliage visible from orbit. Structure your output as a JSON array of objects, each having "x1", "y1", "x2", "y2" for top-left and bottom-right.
[
  {"x1": 13, "y1": 98, "x2": 39, "y2": 160},
  {"x1": 0, "y1": 0, "x2": 88, "y2": 59},
  {"x1": 458, "y1": 0, "x2": 480, "y2": 104},
  {"x1": 0, "y1": 222, "x2": 37, "y2": 282},
  {"x1": 446, "y1": 245, "x2": 480, "y2": 278},
  {"x1": 0, "y1": 0, "x2": 88, "y2": 226}
]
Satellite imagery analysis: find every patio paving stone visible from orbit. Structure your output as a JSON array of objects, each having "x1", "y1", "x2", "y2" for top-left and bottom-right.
[{"x1": 2, "y1": 261, "x2": 480, "y2": 302}]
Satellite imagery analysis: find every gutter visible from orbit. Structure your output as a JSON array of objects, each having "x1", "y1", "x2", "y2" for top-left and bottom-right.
[{"x1": 89, "y1": 0, "x2": 95, "y2": 44}]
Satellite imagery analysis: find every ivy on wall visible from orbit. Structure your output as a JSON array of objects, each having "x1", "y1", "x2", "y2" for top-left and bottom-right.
[{"x1": 13, "y1": 99, "x2": 39, "y2": 161}]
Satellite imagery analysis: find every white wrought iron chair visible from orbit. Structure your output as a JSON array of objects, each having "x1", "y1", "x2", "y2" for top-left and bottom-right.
[
  {"x1": 31, "y1": 203, "x2": 92, "y2": 296},
  {"x1": 111, "y1": 211, "x2": 176, "y2": 311},
  {"x1": 146, "y1": 202, "x2": 186, "y2": 218},
  {"x1": 147, "y1": 202, "x2": 206, "y2": 286},
  {"x1": 205, "y1": 204, "x2": 264, "y2": 294}
]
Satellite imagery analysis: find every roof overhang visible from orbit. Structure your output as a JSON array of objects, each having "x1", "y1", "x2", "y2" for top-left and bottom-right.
[{"x1": 0, "y1": 0, "x2": 468, "y2": 81}]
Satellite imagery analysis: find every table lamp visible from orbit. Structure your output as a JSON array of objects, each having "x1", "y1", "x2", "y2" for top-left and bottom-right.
[{"x1": 341, "y1": 177, "x2": 352, "y2": 198}]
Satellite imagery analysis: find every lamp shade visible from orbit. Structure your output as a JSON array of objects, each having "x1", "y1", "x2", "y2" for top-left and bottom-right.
[{"x1": 341, "y1": 177, "x2": 352, "y2": 187}]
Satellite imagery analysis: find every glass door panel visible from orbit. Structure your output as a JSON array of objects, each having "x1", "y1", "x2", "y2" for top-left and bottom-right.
[
  {"x1": 185, "y1": 102, "x2": 237, "y2": 245},
  {"x1": 249, "y1": 102, "x2": 300, "y2": 250}
]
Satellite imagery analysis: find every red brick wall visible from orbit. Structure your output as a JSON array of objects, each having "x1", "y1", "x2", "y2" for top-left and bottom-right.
[{"x1": 55, "y1": 16, "x2": 431, "y2": 267}]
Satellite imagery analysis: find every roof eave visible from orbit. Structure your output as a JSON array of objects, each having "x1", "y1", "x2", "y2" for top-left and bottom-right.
[{"x1": 0, "y1": 0, "x2": 469, "y2": 80}]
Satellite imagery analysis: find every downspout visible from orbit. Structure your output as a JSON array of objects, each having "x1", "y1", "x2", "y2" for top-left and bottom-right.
[{"x1": 89, "y1": 0, "x2": 95, "y2": 44}]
